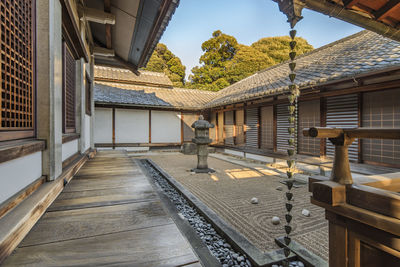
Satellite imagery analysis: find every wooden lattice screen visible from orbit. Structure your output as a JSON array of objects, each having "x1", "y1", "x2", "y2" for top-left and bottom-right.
[
  {"x1": 63, "y1": 43, "x2": 76, "y2": 133},
  {"x1": 0, "y1": 0, "x2": 35, "y2": 141}
]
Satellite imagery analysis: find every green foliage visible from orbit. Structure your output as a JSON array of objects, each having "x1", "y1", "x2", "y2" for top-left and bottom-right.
[
  {"x1": 143, "y1": 43, "x2": 186, "y2": 87},
  {"x1": 188, "y1": 32, "x2": 314, "y2": 91},
  {"x1": 188, "y1": 30, "x2": 238, "y2": 91},
  {"x1": 225, "y1": 44, "x2": 274, "y2": 84},
  {"x1": 251, "y1": 36, "x2": 313, "y2": 64}
]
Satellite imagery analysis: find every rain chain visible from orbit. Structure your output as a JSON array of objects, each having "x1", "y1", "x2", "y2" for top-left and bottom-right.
[{"x1": 282, "y1": 27, "x2": 300, "y2": 267}]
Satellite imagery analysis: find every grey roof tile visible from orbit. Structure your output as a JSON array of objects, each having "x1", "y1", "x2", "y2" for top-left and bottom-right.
[
  {"x1": 94, "y1": 31, "x2": 400, "y2": 110},
  {"x1": 205, "y1": 31, "x2": 400, "y2": 108}
]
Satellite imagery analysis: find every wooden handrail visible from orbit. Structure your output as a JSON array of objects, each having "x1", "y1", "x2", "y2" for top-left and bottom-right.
[
  {"x1": 303, "y1": 127, "x2": 400, "y2": 185},
  {"x1": 303, "y1": 127, "x2": 400, "y2": 140}
]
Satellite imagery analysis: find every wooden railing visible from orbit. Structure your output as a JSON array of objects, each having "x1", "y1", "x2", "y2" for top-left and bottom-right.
[
  {"x1": 303, "y1": 127, "x2": 400, "y2": 185},
  {"x1": 303, "y1": 127, "x2": 400, "y2": 267}
]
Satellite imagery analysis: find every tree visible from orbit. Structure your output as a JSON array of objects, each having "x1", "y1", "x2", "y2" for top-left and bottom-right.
[
  {"x1": 188, "y1": 34, "x2": 313, "y2": 91},
  {"x1": 143, "y1": 43, "x2": 186, "y2": 87},
  {"x1": 188, "y1": 30, "x2": 238, "y2": 91},
  {"x1": 251, "y1": 36, "x2": 313, "y2": 64},
  {"x1": 225, "y1": 44, "x2": 275, "y2": 84}
]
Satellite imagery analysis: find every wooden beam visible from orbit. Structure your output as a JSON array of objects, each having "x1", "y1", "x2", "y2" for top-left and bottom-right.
[
  {"x1": 95, "y1": 143, "x2": 182, "y2": 147},
  {"x1": 0, "y1": 140, "x2": 46, "y2": 164},
  {"x1": 104, "y1": 0, "x2": 112, "y2": 49},
  {"x1": 114, "y1": 55, "x2": 140, "y2": 75},
  {"x1": 0, "y1": 176, "x2": 45, "y2": 220},
  {"x1": 343, "y1": 0, "x2": 360, "y2": 8},
  {"x1": 62, "y1": 133, "x2": 80, "y2": 144},
  {"x1": 82, "y1": 7, "x2": 115, "y2": 24},
  {"x1": 93, "y1": 46, "x2": 115, "y2": 57},
  {"x1": 373, "y1": 0, "x2": 400, "y2": 20}
]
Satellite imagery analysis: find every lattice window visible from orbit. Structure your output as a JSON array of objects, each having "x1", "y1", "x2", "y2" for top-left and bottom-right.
[
  {"x1": 0, "y1": 0, "x2": 35, "y2": 141},
  {"x1": 298, "y1": 100, "x2": 320, "y2": 156},
  {"x1": 63, "y1": 43, "x2": 76, "y2": 133},
  {"x1": 362, "y1": 89, "x2": 400, "y2": 167}
]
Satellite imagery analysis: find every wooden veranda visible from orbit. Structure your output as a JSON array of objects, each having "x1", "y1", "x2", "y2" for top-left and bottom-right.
[{"x1": 2, "y1": 151, "x2": 200, "y2": 266}]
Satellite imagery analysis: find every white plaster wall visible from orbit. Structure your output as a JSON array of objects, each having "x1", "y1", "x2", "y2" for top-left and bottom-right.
[
  {"x1": 115, "y1": 109, "x2": 149, "y2": 143},
  {"x1": 94, "y1": 108, "x2": 113, "y2": 143},
  {"x1": 62, "y1": 139, "x2": 79, "y2": 162},
  {"x1": 151, "y1": 111, "x2": 181, "y2": 143},
  {"x1": 0, "y1": 152, "x2": 42, "y2": 205},
  {"x1": 85, "y1": 114, "x2": 91, "y2": 150}
]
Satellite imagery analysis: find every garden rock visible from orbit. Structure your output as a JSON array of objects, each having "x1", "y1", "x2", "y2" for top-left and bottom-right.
[
  {"x1": 271, "y1": 216, "x2": 281, "y2": 225},
  {"x1": 302, "y1": 209, "x2": 310, "y2": 217},
  {"x1": 250, "y1": 197, "x2": 258, "y2": 204}
]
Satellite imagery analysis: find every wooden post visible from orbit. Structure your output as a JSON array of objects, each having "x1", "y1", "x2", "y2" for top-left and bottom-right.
[
  {"x1": 112, "y1": 108, "x2": 115, "y2": 149},
  {"x1": 273, "y1": 104, "x2": 277, "y2": 152},
  {"x1": 233, "y1": 109, "x2": 236, "y2": 145},
  {"x1": 320, "y1": 97, "x2": 326, "y2": 157},
  {"x1": 257, "y1": 106, "x2": 261, "y2": 149},
  {"x1": 357, "y1": 92, "x2": 363, "y2": 163},
  {"x1": 180, "y1": 113, "x2": 184, "y2": 144},
  {"x1": 244, "y1": 106, "x2": 247, "y2": 147},
  {"x1": 149, "y1": 110, "x2": 152, "y2": 144}
]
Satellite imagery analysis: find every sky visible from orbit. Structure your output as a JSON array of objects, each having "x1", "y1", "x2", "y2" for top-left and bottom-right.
[{"x1": 159, "y1": 0, "x2": 362, "y2": 79}]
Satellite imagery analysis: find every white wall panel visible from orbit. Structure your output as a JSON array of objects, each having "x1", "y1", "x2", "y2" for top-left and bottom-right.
[
  {"x1": 85, "y1": 114, "x2": 91, "y2": 150},
  {"x1": 62, "y1": 139, "x2": 79, "y2": 161},
  {"x1": 115, "y1": 109, "x2": 149, "y2": 143},
  {"x1": 151, "y1": 111, "x2": 181, "y2": 143},
  {"x1": 94, "y1": 108, "x2": 113, "y2": 143},
  {"x1": 0, "y1": 152, "x2": 42, "y2": 205}
]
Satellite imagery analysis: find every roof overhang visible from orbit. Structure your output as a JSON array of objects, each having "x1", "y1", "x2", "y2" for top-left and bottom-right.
[
  {"x1": 273, "y1": 0, "x2": 400, "y2": 42},
  {"x1": 87, "y1": 0, "x2": 179, "y2": 73}
]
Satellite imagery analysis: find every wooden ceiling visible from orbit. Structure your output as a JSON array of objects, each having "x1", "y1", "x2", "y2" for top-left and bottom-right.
[
  {"x1": 286, "y1": 0, "x2": 400, "y2": 42},
  {"x1": 334, "y1": 0, "x2": 400, "y2": 28}
]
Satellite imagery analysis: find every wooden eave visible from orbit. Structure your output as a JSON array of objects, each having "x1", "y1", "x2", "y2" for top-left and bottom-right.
[
  {"x1": 137, "y1": 0, "x2": 174, "y2": 68},
  {"x1": 94, "y1": 77, "x2": 173, "y2": 89},
  {"x1": 61, "y1": 0, "x2": 89, "y2": 62},
  {"x1": 95, "y1": 102, "x2": 203, "y2": 112},
  {"x1": 302, "y1": 0, "x2": 400, "y2": 42}
]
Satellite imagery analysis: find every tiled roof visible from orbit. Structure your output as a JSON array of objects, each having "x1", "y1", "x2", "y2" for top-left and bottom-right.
[
  {"x1": 205, "y1": 30, "x2": 400, "y2": 108},
  {"x1": 94, "y1": 66, "x2": 173, "y2": 87},
  {"x1": 94, "y1": 31, "x2": 400, "y2": 110},
  {"x1": 94, "y1": 81, "x2": 217, "y2": 110}
]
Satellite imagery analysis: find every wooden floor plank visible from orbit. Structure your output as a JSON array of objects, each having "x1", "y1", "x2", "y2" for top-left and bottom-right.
[
  {"x1": 3, "y1": 224, "x2": 197, "y2": 266},
  {"x1": 20, "y1": 200, "x2": 173, "y2": 247},
  {"x1": 48, "y1": 184, "x2": 157, "y2": 211},
  {"x1": 63, "y1": 175, "x2": 146, "y2": 192},
  {"x1": 2, "y1": 150, "x2": 199, "y2": 266}
]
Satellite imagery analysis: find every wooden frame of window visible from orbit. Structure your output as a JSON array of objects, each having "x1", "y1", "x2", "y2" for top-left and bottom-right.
[
  {"x1": 62, "y1": 42, "x2": 76, "y2": 133},
  {"x1": 85, "y1": 72, "x2": 92, "y2": 116},
  {"x1": 0, "y1": 0, "x2": 36, "y2": 141}
]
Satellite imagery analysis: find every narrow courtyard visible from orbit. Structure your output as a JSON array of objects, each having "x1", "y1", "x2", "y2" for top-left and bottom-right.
[{"x1": 136, "y1": 152, "x2": 329, "y2": 262}]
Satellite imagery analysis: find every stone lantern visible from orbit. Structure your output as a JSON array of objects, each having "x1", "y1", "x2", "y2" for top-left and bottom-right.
[{"x1": 191, "y1": 115, "x2": 215, "y2": 173}]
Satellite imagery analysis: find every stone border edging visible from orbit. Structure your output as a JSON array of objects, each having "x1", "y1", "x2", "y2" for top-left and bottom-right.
[
  {"x1": 136, "y1": 158, "x2": 221, "y2": 267},
  {"x1": 143, "y1": 158, "x2": 300, "y2": 267}
]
